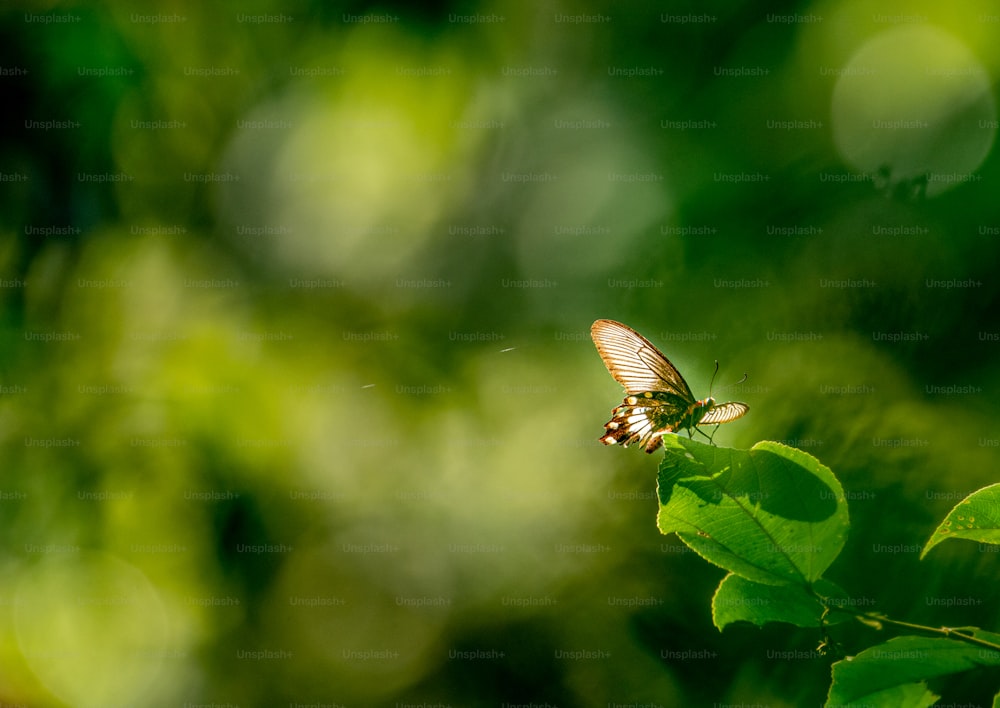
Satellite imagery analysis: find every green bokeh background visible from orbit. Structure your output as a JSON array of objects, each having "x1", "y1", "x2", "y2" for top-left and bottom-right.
[{"x1": 3, "y1": 1, "x2": 1000, "y2": 706}]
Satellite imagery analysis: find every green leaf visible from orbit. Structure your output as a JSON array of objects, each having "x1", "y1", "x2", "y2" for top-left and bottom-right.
[
  {"x1": 827, "y1": 632, "x2": 1000, "y2": 707},
  {"x1": 921, "y1": 482, "x2": 1000, "y2": 559},
  {"x1": 712, "y1": 574, "x2": 852, "y2": 630},
  {"x1": 656, "y1": 438, "x2": 849, "y2": 586},
  {"x1": 828, "y1": 682, "x2": 938, "y2": 708}
]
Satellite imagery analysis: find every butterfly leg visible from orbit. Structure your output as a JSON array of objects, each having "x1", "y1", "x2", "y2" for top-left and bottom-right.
[{"x1": 692, "y1": 425, "x2": 718, "y2": 445}]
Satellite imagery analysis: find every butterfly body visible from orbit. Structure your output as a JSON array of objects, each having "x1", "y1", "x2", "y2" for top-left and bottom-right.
[{"x1": 591, "y1": 319, "x2": 748, "y2": 453}]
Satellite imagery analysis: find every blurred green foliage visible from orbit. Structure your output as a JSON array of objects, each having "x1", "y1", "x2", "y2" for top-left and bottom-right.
[{"x1": 2, "y1": 0, "x2": 1000, "y2": 706}]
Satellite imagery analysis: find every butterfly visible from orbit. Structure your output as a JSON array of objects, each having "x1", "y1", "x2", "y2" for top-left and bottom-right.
[{"x1": 591, "y1": 319, "x2": 748, "y2": 453}]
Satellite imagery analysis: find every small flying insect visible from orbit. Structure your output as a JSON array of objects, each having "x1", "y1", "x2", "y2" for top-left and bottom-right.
[{"x1": 591, "y1": 319, "x2": 748, "y2": 453}]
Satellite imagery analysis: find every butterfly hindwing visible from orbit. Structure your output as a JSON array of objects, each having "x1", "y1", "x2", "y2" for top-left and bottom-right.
[{"x1": 600, "y1": 390, "x2": 692, "y2": 453}]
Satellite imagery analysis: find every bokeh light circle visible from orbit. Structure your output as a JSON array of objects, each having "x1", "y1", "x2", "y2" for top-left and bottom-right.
[{"x1": 831, "y1": 25, "x2": 995, "y2": 197}]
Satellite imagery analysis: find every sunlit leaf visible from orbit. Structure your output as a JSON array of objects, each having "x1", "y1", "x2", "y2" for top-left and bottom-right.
[
  {"x1": 921, "y1": 482, "x2": 1000, "y2": 559},
  {"x1": 657, "y1": 438, "x2": 848, "y2": 586}
]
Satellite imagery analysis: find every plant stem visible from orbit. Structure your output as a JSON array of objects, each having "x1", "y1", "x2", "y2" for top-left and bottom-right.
[
  {"x1": 817, "y1": 594, "x2": 1000, "y2": 653},
  {"x1": 857, "y1": 612, "x2": 1000, "y2": 652}
]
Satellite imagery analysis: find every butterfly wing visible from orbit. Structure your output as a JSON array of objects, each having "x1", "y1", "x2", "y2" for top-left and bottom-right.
[
  {"x1": 698, "y1": 401, "x2": 749, "y2": 425},
  {"x1": 592, "y1": 319, "x2": 701, "y2": 453},
  {"x1": 590, "y1": 319, "x2": 695, "y2": 400},
  {"x1": 599, "y1": 391, "x2": 694, "y2": 452},
  {"x1": 600, "y1": 399, "x2": 660, "y2": 450}
]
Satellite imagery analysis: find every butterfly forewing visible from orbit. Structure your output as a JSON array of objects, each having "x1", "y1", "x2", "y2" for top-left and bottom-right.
[
  {"x1": 590, "y1": 319, "x2": 695, "y2": 399},
  {"x1": 699, "y1": 401, "x2": 749, "y2": 425}
]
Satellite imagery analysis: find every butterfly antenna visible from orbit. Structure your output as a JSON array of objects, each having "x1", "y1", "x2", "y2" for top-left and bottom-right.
[
  {"x1": 716, "y1": 371, "x2": 749, "y2": 394},
  {"x1": 709, "y1": 360, "x2": 720, "y2": 396}
]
